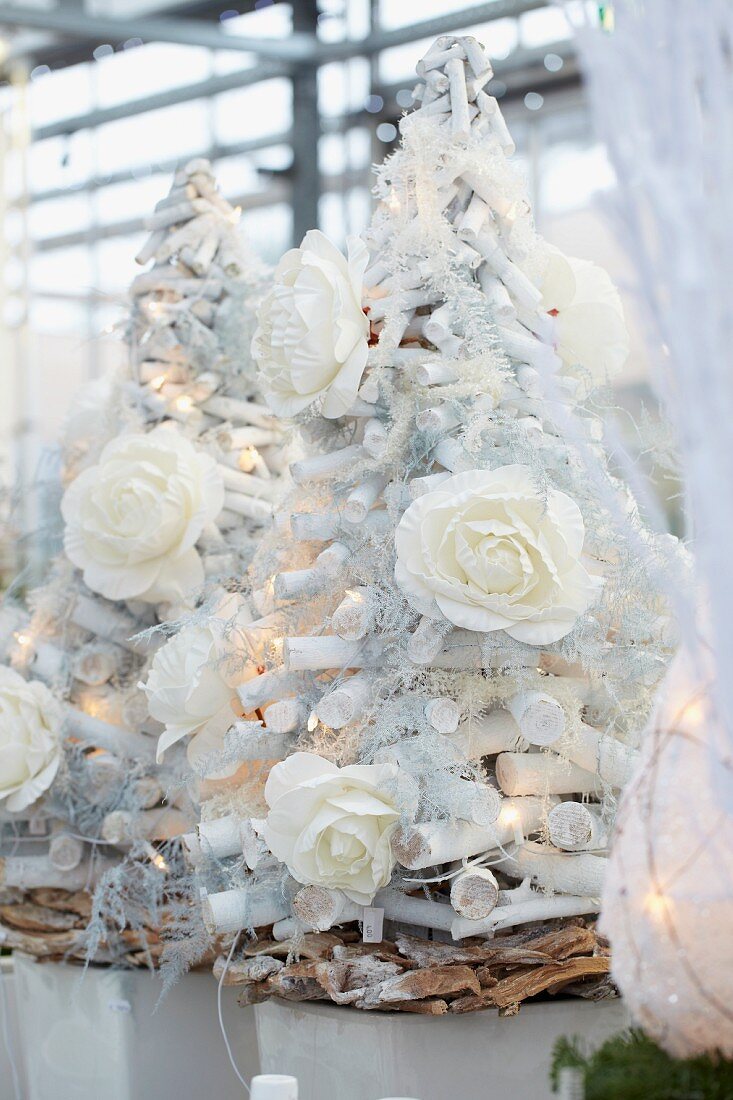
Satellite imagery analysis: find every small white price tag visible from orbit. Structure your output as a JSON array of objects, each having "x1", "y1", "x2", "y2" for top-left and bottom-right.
[
  {"x1": 362, "y1": 906, "x2": 384, "y2": 944},
  {"x1": 28, "y1": 815, "x2": 48, "y2": 836}
]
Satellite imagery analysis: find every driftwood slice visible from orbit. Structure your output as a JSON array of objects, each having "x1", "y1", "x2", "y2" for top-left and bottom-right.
[
  {"x1": 373, "y1": 998, "x2": 449, "y2": 1015},
  {"x1": 488, "y1": 955, "x2": 611, "y2": 1009},
  {"x1": 0, "y1": 903, "x2": 81, "y2": 933},
  {"x1": 213, "y1": 954, "x2": 284, "y2": 986},
  {"x1": 378, "y1": 965, "x2": 481, "y2": 1004},
  {"x1": 0, "y1": 922, "x2": 85, "y2": 957},
  {"x1": 244, "y1": 932, "x2": 343, "y2": 960},
  {"x1": 28, "y1": 889, "x2": 93, "y2": 919}
]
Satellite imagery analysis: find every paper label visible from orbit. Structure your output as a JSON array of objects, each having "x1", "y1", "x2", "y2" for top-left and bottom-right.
[
  {"x1": 362, "y1": 906, "x2": 384, "y2": 944},
  {"x1": 107, "y1": 999, "x2": 132, "y2": 1015},
  {"x1": 28, "y1": 815, "x2": 48, "y2": 836}
]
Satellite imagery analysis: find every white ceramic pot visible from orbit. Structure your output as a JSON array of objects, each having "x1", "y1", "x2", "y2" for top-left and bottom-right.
[
  {"x1": 13, "y1": 952, "x2": 259, "y2": 1100},
  {"x1": 0, "y1": 956, "x2": 27, "y2": 1099},
  {"x1": 256, "y1": 996, "x2": 628, "y2": 1100}
]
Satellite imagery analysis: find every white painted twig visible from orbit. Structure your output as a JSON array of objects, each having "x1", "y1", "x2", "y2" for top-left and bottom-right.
[
  {"x1": 331, "y1": 586, "x2": 377, "y2": 642},
  {"x1": 285, "y1": 635, "x2": 383, "y2": 672},
  {"x1": 496, "y1": 751, "x2": 600, "y2": 797},
  {"x1": 547, "y1": 801, "x2": 608, "y2": 852},
  {"x1": 452, "y1": 893, "x2": 601, "y2": 939},
  {"x1": 64, "y1": 705, "x2": 155, "y2": 759},
  {"x1": 494, "y1": 841, "x2": 607, "y2": 898},
  {"x1": 202, "y1": 886, "x2": 289, "y2": 935},
  {"x1": 392, "y1": 795, "x2": 555, "y2": 869},
  {"x1": 290, "y1": 445, "x2": 365, "y2": 485},
  {"x1": 450, "y1": 865, "x2": 499, "y2": 920},
  {"x1": 315, "y1": 671, "x2": 375, "y2": 729}
]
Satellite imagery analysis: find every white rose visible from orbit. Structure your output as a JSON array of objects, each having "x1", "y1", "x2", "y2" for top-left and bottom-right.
[
  {"x1": 0, "y1": 668, "x2": 63, "y2": 812},
  {"x1": 61, "y1": 425, "x2": 224, "y2": 604},
  {"x1": 541, "y1": 248, "x2": 629, "y2": 382},
  {"x1": 395, "y1": 465, "x2": 600, "y2": 646},
  {"x1": 144, "y1": 596, "x2": 256, "y2": 777},
  {"x1": 261, "y1": 752, "x2": 399, "y2": 904},
  {"x1": 252, "y1": 229, "x2": 370, "y2": 419}
]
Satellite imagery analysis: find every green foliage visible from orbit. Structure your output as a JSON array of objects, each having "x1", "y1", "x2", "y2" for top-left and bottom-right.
[{"x1": 551, "y1": 1029, "x2": 733, "y2": 1100}]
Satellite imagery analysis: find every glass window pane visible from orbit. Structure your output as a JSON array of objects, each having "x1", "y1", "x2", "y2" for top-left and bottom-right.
[
  {"x1": 29, "y1": 63, "x2": 92, "y2": 128},
  {"x1": 95, "y1": 236, "x2": 142, "y2": 296},
  {"x1": 29, "y1": 132, "x2": 94, "y2": 195},
  {"x1": 241, "y1": 203, "x2": 291, "y2": 265},
  {"x1": 95, "y1": 43, "x2": 212, "y2": 108},
  {"x1": 96, "y1": 100, "x2": 210, "y2": 175},
  {"x1": 29, "y1": 195, "x2": 93, "y2": 240},
  {"x1": 214, "y1": 79, "x2": 291, "y2": 144},
  {"x1": 539, "y1": 141, "x2": 615, "y2": 216},
  {"x1": 29, "y1": 247, "x2": 94, "y2": 296},
  {"x1": 95, "y1": 176, "x2": 169, "y2": 226}
]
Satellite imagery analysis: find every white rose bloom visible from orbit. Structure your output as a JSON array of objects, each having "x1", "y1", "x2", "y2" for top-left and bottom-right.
[
  {"x1": 61, "y1": 425, "x2": 224, "y2": 604},
  {"x1": 395, "y1": 465, "x2": 601, "y2": 646},
  {"x1": 252, "y1": 229, "x2": 370, "y2": 419},
  {"x1": 144, "y1": 596, "x2": 257, "y2": 777},
  {"x1": 541, "y1": 248, "x2": 629, "y2": 382},
  {"x1": 0, "y1": 668, "x2": 63, "y2": 812},
  {"x1": 261, "y1": 752, "x2": 399, "y2": 904}
]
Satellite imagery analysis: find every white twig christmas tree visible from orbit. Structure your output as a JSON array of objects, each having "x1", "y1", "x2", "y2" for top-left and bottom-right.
[
  {"x1": 184, "y1": 37, "x2": 671, "y2": 1012},
  {"x1": 0, "y1": 160, "x2": 283, "y2": 963}
]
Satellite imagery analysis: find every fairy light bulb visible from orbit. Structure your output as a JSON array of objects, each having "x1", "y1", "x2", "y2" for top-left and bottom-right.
[
  {"x1": 175, "y1": 394, "x2": 194, "y2": 413},
  {"x1": 238, "y1": 446, "x2": 256, "y2": 473},
  {"x1": 14, "y1": 631, "x2": 31, "y2": 649},
  {"x1": 499, "y1": 804, "x2": 524, "y2": 845},
  {"x1": 142, "y1": 840, "x2": 168, "y2": 872},
  {"x1": 679, "y1": 697, "x2": 705, "y2": 730},
  {"x1": 149, "y1": 374, "x2": 166, "y2": 392},
  {"x1": 644, "y1": 888, "x2": 671, "y2": 922}
]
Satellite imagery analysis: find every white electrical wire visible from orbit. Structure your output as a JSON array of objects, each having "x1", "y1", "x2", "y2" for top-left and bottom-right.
[{"x1": 217, "y1": 930, "x2": 250, "y2": 1095}]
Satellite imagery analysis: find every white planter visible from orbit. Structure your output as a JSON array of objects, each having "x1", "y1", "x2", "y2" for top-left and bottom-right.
[
  {"x1": 256, "y1": 996, "x2": 628, "y2": 1100},
  {"x1": 14, "y1": 952, "x2": 259, "y2": 1100},
  {"x1": 0, "y1": 956, "x2": 27, "y2": 1099}
]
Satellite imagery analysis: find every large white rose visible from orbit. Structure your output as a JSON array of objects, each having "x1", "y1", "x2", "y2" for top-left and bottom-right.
[
  {"x1": 261, "y1": 752, "x2": 399, "y2": 904},
  {"x1": 0, "y1": 668, "x2": 63, "y2": 813},
  {"x1": 144, "y1": 596, "x2": 257, "y2": 777},
  {"x1": 541, "y1": 249, "x2": 629, "y2": 382},
  {"x1": 252, "y1": 229, "x2": 370, "y2": 419},
  {"x1": 61, "y1": 425, "x2": 224, "y2": 604},
  {"x1": 395, "y1": 465, "x2": 600, "y2": 646}
]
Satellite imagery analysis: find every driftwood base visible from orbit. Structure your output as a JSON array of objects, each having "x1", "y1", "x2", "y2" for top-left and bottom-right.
[{"x1": 215, "y1": 916, "x2": 613, "y2": 1015}]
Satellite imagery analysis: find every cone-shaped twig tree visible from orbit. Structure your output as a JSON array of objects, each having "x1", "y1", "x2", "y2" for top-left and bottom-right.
[
  {"x1": 190, "y1": 38, "x2": 673, "y2": 1012},
  {"x1": 0, "y1": 160, "x2": 284, "y2": 964}
]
